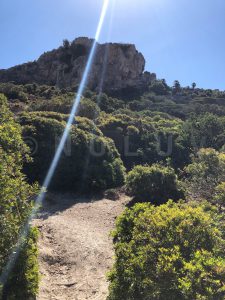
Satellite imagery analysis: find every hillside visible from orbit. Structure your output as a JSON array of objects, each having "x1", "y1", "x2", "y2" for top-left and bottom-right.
[{"x1": 1, "y1": 38, "x2": 225, "y2": 300}]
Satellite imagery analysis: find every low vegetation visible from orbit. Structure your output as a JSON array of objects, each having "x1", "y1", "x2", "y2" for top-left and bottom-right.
[
  {"x1": 185, "y1": 148, "x2": 225, "y2": 201},
  {"x1": 126, "y1": 164, "x2": 183, "y2": 204},
  {"x1": 20, "y1": 112, "x2": 125, "y2": 191},
  {"x1": 0, "y1": 94, "x2": 39, "y2": 299},
  {"x1": 108, "y1": 201, "x2": 225, "y2": 300},
  {"x1": 0, "y1": 77, "x2": 225, "y2": 298}
]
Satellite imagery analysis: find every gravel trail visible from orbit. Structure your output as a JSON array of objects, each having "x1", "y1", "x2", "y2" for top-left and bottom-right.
[{"x1": 34, "y1": 193, "x2": 128, "y2": 300}]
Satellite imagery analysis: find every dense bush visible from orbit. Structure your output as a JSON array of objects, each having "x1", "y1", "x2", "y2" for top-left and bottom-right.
[
  {"x1": 28, "y1": 95, "x2": 101, "y2": 120},
  {"x1": 20, "y1": 112, "x2": 125, "y2": 191},
  {"x1": 3, "y1": 81, "x2": 225, "y2": 120},
  {"x1": 24, "y1": 111, "x2": 102, "y2": 135},
  {"x1": 214, "y1": 182, "x2": 225, "y2": 209},
  {"x1": 182, "y1": 113, "x2": 225, "y2": 150},
  {"x1": 92, "y1": 93, "x2": 124, "y2": 113},
  {"x1": 0, "y1": 82, "x2": 62, "y2": 103},
  {"x1": 2, "y1": 228, "x2": 39, "y2": 299},
  {"x1": 148, "y1": 80, "x2": 170, "y2": 95},
  {"x1": 185, "y1": 148, "x2": 225, "y2": 200},
  {"x1": 76, "y1": 98, "x2": 100, "y2": 119},
  {"x1": 108, "y1": 201, "x2": 225, "y2": 300},
  {"x1": 126, "y1": 164, "x2": 183, "y2": 204},
  {"x1": 0, "y1": 94, "x2": 39, "y2": 299},
  {"x1": 98, "y1": 113, "x2": 189, "y2": 169},
  {"x1": 126, "y1": 89, "x2": 225, "y2": 119},
  {"x1": 0, "y1": 83, "x2": 28, "y2": 102},
  {"x1": 28, "y1": 95, "x2": 74, "y2": 114}
]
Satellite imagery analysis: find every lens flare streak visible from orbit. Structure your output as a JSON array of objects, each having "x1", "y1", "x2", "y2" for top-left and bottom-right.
[{"x1": 80, "y1": 0, "x2": 116, "y2": 185}]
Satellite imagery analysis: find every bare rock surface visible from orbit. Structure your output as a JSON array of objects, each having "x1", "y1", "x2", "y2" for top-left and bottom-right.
[
  {"x1": 0, "y1": 37, "x2": 156, "y2": 93},
  {"x1": 34, "y1": 193, "x2": 129, "y2": 300}
]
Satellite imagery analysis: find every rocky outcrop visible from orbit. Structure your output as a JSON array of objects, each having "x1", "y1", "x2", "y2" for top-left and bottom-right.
[{"x1": 0, "y1": 37, "x2": 156, "y2": 93}]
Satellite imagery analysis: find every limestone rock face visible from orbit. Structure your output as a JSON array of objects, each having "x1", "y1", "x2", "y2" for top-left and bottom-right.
[{"x1": 0, "y1": 37, "x2": 156, "y2": 93}]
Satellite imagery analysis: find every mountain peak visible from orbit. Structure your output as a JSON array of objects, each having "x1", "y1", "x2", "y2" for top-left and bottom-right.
[{"x1": 0, "y1": 37, "x2": 156, "y2": 94}]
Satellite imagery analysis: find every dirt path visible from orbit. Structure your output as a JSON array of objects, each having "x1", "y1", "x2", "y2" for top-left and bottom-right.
[{"x1": 34, "y1": 193, "x2": 128, "y2": 300}]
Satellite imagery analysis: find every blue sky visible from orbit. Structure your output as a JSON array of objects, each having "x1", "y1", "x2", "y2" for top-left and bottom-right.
[{"x1": 0, "y1": 0, "x2": 224, "y2": 90}]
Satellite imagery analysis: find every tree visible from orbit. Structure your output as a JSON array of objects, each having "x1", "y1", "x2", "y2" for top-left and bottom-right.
[
  {"x1": 108, "y1": 201, "x2": 225, "y2": 300},
  {"x1": 126, "y1": 164, "x2": 184, "y2": 204},
  {"x1": 173, "y1": 80, "x2": 181, "y2": 93},
  {"x1": 162, "y1": 78, "x2": 167, "y2": 85},
  {"x1": 63, "y1": 39, "x2": 70, "y2": 49},
  {"x1": 192, "y1": 82, "x2": 196, "y2": 90}
]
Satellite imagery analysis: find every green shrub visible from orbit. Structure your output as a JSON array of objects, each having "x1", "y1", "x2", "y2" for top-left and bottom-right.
[
  {"x1": 0, "y1": 83, "x2": 28, "y2": 102},
  {"x1": 185, "y1": 148, "x2": 225, "y2": 200},
  {"x1": 2, "y1": 228, "x2": 39, "y2": 299},
  {"x1": 77, "y1": 98, "x2": 100, "y2": 119},
  {"x1": 0, "y1": 95, "x2": 29, "y2": 163},
  {"x1": 149, "y1": 80, "x2": 170, "y2": 95},
  {"x1": 108, "y1": 201, "x2": 225, "y2": 300},
  {"x1": 214, "y1": 182, "x2": 225, "y2": 209},
  {"x1": 92, "y1": 93, "x2": 124, "y2": 113},
  {"x1": 28, "y1": 95, "x2": 74, "y2": 113},
  {"x1": 20, "y1": 112, "x2": 125, "y2": 191},
  {"x1": 28, "y1": 95, "x2": 101, "y2": 120},
  {"x1": 22, "y1": 111, "x2": 102, "y2": 136},
  {"x1": 183, "y1": 113, "x2": 225, "y2": 150},
  {"x1": 0, "y1": 94, "x2": 39, "y2": 299},
  {"x1": 126, "y1": 164, "x2": 183, "y2": 204},
  {"x1": 98, "y1": 113, "x2": 189, "y2": 170}
]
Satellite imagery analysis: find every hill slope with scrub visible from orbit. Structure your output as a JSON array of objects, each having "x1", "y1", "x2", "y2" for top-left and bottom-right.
[{"x1": 0, "y1": 38, "x2": 225, "y2": 299}]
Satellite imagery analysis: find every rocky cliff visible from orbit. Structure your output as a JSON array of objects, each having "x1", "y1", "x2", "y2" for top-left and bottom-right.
[{"x1": 0, "y1": 37, "x2": 156, "y2": 93}]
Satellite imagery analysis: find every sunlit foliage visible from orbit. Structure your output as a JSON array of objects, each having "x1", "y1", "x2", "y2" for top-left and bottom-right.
[
  {"x1": 0, "y1": 94, "x2": 39, "y2": 299},
  {"x1": 108, "y1": 201, "x2": 225, "y2": 300}
]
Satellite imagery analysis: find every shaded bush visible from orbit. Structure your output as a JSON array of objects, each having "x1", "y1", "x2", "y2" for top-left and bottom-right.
[
  {"x1": 98, "y1": 113, "x2": 189, "y2": 170},
  {"x1": 149, "y1": 80, "x2": 170, "y2": 95},
  {"x1": 182, "y1": 113, "x2": 225, "y2": 150},
  {"x1": 92, "y1": 93, "x2": 124, "y2": 113},
  {"x1": 20, "y1": 112, "x2": 125, "y2": 191},
  {"x1": 0, "y1": 83, "x2": 28, "y2": 102}
]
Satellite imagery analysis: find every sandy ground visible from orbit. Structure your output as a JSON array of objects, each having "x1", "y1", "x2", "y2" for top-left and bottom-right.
[{"x1": 34, "y1": 193, "x2": 129, "y2": 300}]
